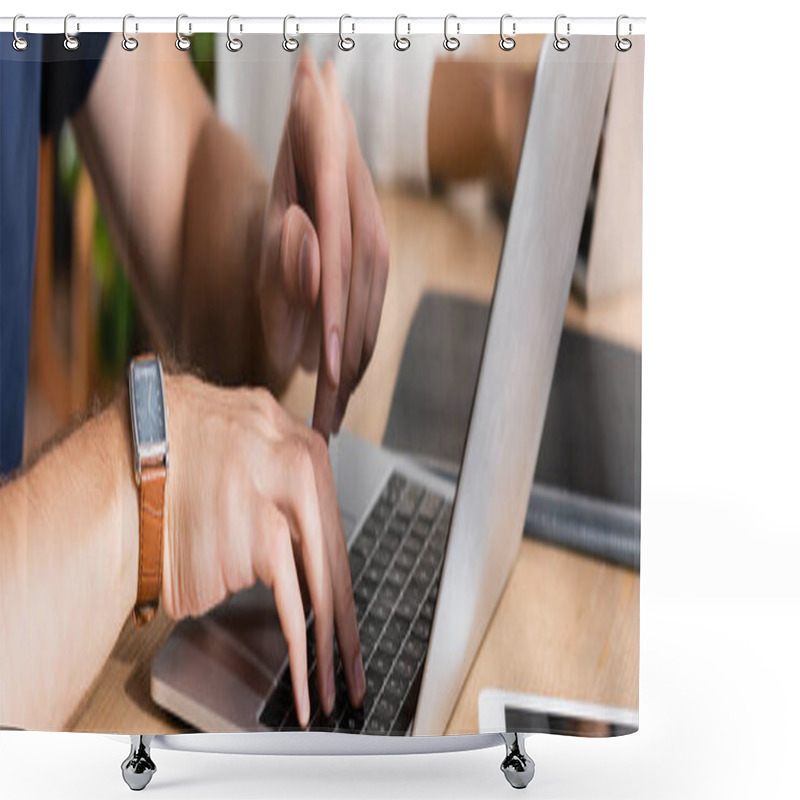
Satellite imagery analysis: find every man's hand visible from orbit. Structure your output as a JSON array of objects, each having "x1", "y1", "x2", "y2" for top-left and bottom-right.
[
  {"x1": 162, "y1": 374, "x2": 364, "y2": 727},
  {"x1": 257, "y1": 51, "x2": 389, "y2": 440}
]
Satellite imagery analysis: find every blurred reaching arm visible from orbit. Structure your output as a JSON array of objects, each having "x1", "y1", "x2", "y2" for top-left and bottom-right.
[
  {"x1": 72, "y1": 35, "x2": 267, "y2": 388},
  {"x1": 73, "y1": 36, "x2": 388, "y2": 439}
]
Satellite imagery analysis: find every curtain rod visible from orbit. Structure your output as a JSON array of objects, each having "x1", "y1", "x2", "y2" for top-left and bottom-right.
[{"x1": 1, "y1": 16, "x2": 646, "y2": 37}]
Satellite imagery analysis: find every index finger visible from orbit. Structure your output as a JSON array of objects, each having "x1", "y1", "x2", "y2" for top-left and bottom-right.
[
  {"x1": 306, "y1": 430, "x2": 364, "y2": 708},
  {"x1": 296, "y1": 59, "x2": 351, "y2": 439}
]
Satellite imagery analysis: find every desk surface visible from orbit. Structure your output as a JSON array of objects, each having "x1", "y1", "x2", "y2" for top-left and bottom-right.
[{"x1": 67, "y1": 188, "x2": 640, "y2": 735}]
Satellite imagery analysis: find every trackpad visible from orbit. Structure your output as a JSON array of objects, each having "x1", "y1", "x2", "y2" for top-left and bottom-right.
[{"x1": 200, "y1": 582, "x2": 288, "y2": 688}]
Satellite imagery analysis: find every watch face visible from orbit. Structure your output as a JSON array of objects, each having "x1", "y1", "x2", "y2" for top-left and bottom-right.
[{"x1": 133, "y1": 359, "x2": 166, "y2": 446}]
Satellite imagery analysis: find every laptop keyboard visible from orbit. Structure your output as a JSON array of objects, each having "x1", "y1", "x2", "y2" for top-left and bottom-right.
[{"x1": 258, "y1": 472, "x2": 451, "y2": 734}]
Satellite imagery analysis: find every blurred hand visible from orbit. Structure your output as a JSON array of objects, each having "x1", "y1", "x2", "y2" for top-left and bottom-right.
[
  {"x1": 258, "y1": 51, "x2": 389, "y2": 439},
  {"x1": 162, "y1": 374, "x2": 365, "y2": 727}
]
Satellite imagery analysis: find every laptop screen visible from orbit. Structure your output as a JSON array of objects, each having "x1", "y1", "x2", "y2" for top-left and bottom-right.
[{"x1": 414, "y1": 35, "x2": 617, "y2": 735}]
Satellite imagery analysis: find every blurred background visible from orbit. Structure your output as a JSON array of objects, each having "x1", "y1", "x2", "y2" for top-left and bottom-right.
[{"x1": 22, "y1": 34, "x2": 216, "y2": 459}]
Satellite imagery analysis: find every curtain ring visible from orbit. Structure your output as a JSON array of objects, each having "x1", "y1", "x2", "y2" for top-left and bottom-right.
[
  {"x1": 12, "y1": 14, "x2": 29, "y2": 51},
  {"x1": 64, "y1": 13, "x2": 80, "y2": 51},
  {"x1": 282, "y1": 15, "x2": 299, "y2": 51},
  {"x1": 122, "y1": 14, "x2": 138, "y2": 51},
  {"x1": 176, "y1": 14, "x2": 191, "y2": 51},
  {"x1": 226, "y1": 14, "x2": 243, "y2": 52},
  {"x1": 339, "y1": 14, "x2": 355, "y2": 51},
  {"x1": 394, "y1": 14, "x2": 410, "y2": 51},
  {"x1": 443, "y1": 14, "x2": 460, "y2": 52},
  {"x1": 499, "y1": 14, "x2": 515, "y2": 51},
  {"x1": 615, "y1": 14, "x2": 632, "y2": 52},
  {"x1": 553, "y1": 14, "x2": 570, "y2": 51}
]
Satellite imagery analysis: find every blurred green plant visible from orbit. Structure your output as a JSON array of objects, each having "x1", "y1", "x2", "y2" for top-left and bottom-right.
[
  {"x1": 58, "y1": 123, "x2": 136, "y2": 381},
  {"x1": 57, "y1": 122, "x2": 80, "y2": 195},
  {"x1": 190, "y1": 33, "x2": 216, "y2": 97},
  {"x1": 93, "y1": 210, "x2": 135, "y2": 380}
]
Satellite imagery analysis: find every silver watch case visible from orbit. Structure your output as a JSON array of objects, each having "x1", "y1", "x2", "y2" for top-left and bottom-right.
[{"x1": 128, "y1": 355, "x2": 170, "y2": 486}]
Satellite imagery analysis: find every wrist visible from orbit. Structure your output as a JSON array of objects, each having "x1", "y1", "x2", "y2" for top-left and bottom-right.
[
  {"x1": 127, "y1": 355, "x2": 172, "y2": 625},
  {"x1": 111, "y1": 392, "x2": 141, "y2": 626}
]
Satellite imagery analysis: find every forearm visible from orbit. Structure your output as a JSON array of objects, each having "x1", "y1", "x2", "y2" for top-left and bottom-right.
[
  {"x1": 73, "y1": 35, "x2": 271, "y2": 388},
  {"x1": 0, "y1": 398, "x2": 138, "y2": 730},
  {"x1": 176, "y1": 114, "x2": 272, "y2": 389},
  {"x1": 73, "y1": 37, "x2": 214, "y2": 350}
]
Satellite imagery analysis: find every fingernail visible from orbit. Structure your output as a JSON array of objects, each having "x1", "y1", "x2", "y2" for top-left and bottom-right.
[
  {"x1": 327, "y1": 665, "x2": 336, "y2": 715},
  {"x1": 352, "y1": 650, "x2": 365, "y2": 701},
  {"x1": 300, "y1": 680, "x2": 310, "y2": 727},
  {"x1": 328, "y1": 331, "x2": 340, "y2": 385}
]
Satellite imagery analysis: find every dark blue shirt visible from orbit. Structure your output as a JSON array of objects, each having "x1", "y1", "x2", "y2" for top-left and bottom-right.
[{"x1": 0, "y1": 33, "x2": 108, "y2": 475}]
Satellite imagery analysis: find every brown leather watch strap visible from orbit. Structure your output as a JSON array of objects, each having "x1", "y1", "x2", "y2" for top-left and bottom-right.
[{"x1": 133, "y1": 462, "x2": 166, "y2": 626}]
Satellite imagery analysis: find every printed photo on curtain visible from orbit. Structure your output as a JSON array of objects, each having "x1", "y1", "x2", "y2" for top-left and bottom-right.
[{"x1": 0, "y1": 21, "x2": 643, "y2": 757}]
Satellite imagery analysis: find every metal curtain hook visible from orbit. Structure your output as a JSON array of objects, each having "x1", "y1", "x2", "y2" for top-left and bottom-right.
[
  {"x1": 394, "y1": 14, "x2": 410, "y2": 51},
  {"x1": 499, "y1": 14, "x2": 516, "y2": 51},
  {"x1": 443, "y1": 14, "x2": 460, "y2": 52},
  {"x1": 339, "y1": 14, "x2": 355, "y2": 51},
  {"x1": 616, "y1": 14, "x2": 632, "y2": 52},
  {"x1": 283, "y1": 15, "x2": 299, "y2": 51},
  {"x1": 553, "y1": 14, "x2": 570, "y2": 51},
  {"x1": 176, "y1": 14, "x2": 191, "y2": 51},
  {"x1": 122, "y1": 14, "x2": 139, "y2": 51},
  {"x1": 12, "y1": 14, "x2": 29, "y2": 51},
  {"x1": 64, "y1": 14, "x2": 80, "y2": 51},
  {"x1": 226, "y1": 14, "x2": 243, "y2": 52}
]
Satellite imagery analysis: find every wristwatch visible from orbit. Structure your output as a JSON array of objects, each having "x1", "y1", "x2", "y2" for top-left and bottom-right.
[{"x1": 128, "y1": 353, "x2": 169, "y2": 626}]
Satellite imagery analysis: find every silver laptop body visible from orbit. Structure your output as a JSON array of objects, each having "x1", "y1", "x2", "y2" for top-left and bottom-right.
[{"x1": 151, "y1": 35, "x2": 615, "y2": 737}]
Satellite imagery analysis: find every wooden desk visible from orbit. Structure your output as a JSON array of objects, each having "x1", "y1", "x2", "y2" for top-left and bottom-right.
[{"x1": 68, "y1": 188, "x2": 640, "y2": 734}]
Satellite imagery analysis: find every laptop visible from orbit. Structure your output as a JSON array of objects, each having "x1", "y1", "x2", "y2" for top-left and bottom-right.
[{"x1": 151, "y1": 36, "x2": 616, "y2": 737}]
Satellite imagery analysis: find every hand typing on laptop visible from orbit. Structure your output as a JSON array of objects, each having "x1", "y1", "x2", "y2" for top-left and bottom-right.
[{"x1": 161, "y1": 375, "x2": 365, "y2": 727}]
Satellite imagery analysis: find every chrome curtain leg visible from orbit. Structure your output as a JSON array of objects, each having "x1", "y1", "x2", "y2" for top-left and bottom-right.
[
  {"x1": 500, "y1": 733, "x2": 535, "y2": 789},
  {"x1": 121, "y1": 735, "x2": 156, "y2": 791}
]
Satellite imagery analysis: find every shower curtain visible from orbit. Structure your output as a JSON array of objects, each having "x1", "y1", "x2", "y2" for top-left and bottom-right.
[{"x1": 0, "y1": 21, "x2": 642, "y2": 742}]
